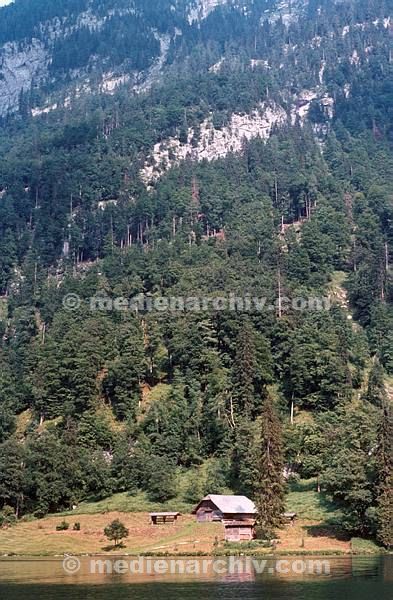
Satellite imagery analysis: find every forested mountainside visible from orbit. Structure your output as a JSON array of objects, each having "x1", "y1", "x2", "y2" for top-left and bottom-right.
[{"x1": 0, "y1": 0, "x2": 392, "y2": 546}]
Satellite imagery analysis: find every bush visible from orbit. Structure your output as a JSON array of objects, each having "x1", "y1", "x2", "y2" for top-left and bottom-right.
[
  {"x1": 73, "y1": 522, "x2": 81, "y2": 531},
  {"x1": 104, "y1": 519, "x2": 129, "y2": 547},
  {"x1": 56, "y1": 520, "x2": 70, "y2": 531},
  {"x1": 350, "y1": 537, "x2": 382, "y2": 554},
  {"x1": 0, "y1": 506, "x2": 16, "y2": 528}
]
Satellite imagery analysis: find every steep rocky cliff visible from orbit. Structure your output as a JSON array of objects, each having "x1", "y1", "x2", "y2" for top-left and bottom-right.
[{"x1": 0, "y1": 40, "x2": 48, "y2": 115}]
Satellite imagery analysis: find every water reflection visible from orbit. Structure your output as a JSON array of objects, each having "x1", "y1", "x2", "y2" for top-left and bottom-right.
[{"x1": 0, "y1": 555, "x2": 389, "y2": 585}]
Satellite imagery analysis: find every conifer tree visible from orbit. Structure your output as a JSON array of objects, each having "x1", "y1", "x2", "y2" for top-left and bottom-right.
[
  {"x1": 256, "y1": 394, "x2": 286, "y2": 538},
  {"x1": 231, "y1": 419, "x2": 260, "y2": 498},
  {"x1": 365, "y1": 360, "x2": 387, "y2": 407},
  {"x1": 376, "y1": 403, "x2": 393, "y2": 549},
  {"x1": 233, "y1": 318, "x2": 257, "y2": 417}
]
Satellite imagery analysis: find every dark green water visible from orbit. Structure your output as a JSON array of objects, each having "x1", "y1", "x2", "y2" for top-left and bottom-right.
[{"x1": 0, "y1": 556, "x2": 391, "y2": 600}]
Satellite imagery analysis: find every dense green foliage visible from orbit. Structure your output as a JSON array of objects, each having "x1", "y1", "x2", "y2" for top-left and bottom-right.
[{"x1": 0, "y1": 0, "x2": 392, "y2": 546}]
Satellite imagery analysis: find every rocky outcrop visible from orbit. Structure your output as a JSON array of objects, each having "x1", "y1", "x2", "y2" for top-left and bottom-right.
[
  {"x1": 188, "y1": 0, "x2": 230, "y2": 23},
  {"x1": 133, "y1": 33, "x2": 171, "y2": 95},
  {"x1": 140, "y1": 85, "x2": 337, "y2": 185},
  {"x1": 267, "y1": 0, "x2": 308, "y2": 26},
  {"x1": 141, "y1": 103, "x2": 288, "y2": 184},
  {"x1": 0, "y1": 5, "x2": 150, "y2": 117},
  {"x1": 0, "y1": 40, "x2": 48, "y2": 116}
]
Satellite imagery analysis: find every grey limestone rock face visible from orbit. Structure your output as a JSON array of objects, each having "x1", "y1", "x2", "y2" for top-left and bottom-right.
[{"x1": 0, "y1": 39, "x2": 48, "y2": 116}]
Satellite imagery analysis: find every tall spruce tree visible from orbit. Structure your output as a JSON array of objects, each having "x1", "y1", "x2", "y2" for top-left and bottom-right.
[
  {"x1": 233, "y1": 318, "x2": 257, "y2": 417},
  {"x1": 256, "y1": 394, "x2": 286, "y2": 537},
  {"x1": 376, "y1": 403, "x2": 393, "y2": 549},
  {"x1": 365, "y1": 360, "x2": 387, "y2": 407}
]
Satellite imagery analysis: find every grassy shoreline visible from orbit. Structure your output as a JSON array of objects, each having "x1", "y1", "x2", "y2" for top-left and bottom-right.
[
  {"x1": 0, "y1": 482, "x2": 386, "y2": 558},
  {"x1": 0, "y1": 511, "x2": 385, "y2": 558}
]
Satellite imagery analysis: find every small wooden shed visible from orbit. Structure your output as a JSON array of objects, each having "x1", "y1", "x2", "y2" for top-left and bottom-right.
[
  {"x1": 193, "y1": 495, "x2": 258, "y2": 542},
  {"x1": 149, "y1": 512, "x2": 180, "y2": 525},
  {"x1": 223, "y1": 519, "x2": 256, "y2": 542}
]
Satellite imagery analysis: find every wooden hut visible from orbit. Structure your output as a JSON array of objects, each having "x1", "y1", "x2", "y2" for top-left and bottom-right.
[
  {"x1": 193, "y1": 495, "x2": 256, "y2": 541},
  {"x1": 193, "y1": 494, "x2": 257, "y2": 523},
  {"x1": 149, "y1": 512, "x2": 180, "y2": 525}
]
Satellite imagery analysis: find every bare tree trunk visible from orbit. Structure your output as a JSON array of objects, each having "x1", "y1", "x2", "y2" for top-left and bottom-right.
[{"x1": 278, "y1": 267, "x2": 283, "y2": 319}]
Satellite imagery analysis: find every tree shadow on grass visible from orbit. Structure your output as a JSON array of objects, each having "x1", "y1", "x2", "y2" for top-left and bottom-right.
[
  {"x1": 305, "y1": 505, "x2": 350, "y2": 542},
  {"x1": 102, "y1": 542, "x2": 127, "y2": 552},
  {"x1": 305, "y1": 522, "x2": 351, "y2": 542},
  {"x1": 301, "y1": 489, "x2": 349, "y2": 541}
]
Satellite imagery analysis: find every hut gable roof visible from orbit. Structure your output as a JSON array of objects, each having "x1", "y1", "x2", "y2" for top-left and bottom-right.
[{"x1": 194, "y1": 494, "x2": 257, "y2": 515}]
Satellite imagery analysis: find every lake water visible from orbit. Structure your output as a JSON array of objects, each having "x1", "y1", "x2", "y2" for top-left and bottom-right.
[{"x1": 0, "y1": 556, "x2": 391, "y2": 599}]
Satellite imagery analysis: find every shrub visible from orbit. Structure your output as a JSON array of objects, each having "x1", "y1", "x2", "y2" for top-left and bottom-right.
[
  {"x1": 104, "y1": 519, "x2": 129, "y2": 547},
  {"x1": 0, "y1": 506, "x2": 16, "y2": 528},
  {"x1": 56, "y1": 520, "x2": 70, "y2": 531}
]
